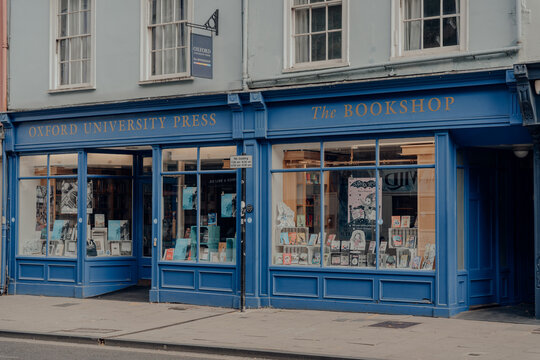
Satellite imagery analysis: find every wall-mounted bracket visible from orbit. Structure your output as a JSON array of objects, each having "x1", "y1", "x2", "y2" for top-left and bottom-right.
[{"x1": 187, "y1": 10, "x2": 219, "y2": 36}]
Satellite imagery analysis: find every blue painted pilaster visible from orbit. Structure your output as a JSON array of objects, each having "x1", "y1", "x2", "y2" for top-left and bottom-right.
[
  {"x1": 149, "y1": 145, "x2": 161, "y2": 302},
  {"x1": 228, "y1": 94, "x2": 244, "y2": 140},
  {"x1": 434, "y1": 132, "x2": 459, "y2": 317},
  {"x1": 250, "y1": 92, "x2": 267, "y2": 139},
  {"x1": 74, "y1": 151, "x2": 86, "y2": 298}
]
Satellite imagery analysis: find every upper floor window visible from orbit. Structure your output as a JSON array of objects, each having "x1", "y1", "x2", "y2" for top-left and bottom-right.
[
  {"x1": 285, "y1": 0, "x2": 348, "y2": 70},
  {"x1": 50, "y1": 0, "x2": 95, "y2": 91},
  {"x1": 394, "y1": 0, "x2": 466, "y2": 57},
  {"x1": 141, "y1": 0, "x2": 191, "y2": 82}
]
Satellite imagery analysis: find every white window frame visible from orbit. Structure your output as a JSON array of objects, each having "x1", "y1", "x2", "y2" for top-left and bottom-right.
[
  {"x1": 140, "y1": 0, "x2": 193, "y2": 83},
  {"x1": 283, "y1": 0, "x2": 349, "y2": 72},
  {"x1": 49, "y1": 0, "x2": 96, "y2": 92},
  {"x1": 391, "y1": 0, "x2": 468, "y2": 58}
]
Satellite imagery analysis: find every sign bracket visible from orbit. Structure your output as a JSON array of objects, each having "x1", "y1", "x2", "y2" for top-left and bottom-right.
[{"x1": 186, "y1": 9, "x2": 219, "y2": 36}]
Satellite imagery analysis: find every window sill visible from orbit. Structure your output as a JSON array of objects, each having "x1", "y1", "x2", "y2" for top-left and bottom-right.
[
  {"x1": 391, "y1": 46, "x2": 464, "y2": 61},
  {"x1": 48, "y1": 85, "x2": 96, "y2": 94},
  {"x1": 283, "y1": 61, "x2": 350, "y2": 74},
  {"x1": 139, "y1": 76, "x2": 194, "y2": 85}
]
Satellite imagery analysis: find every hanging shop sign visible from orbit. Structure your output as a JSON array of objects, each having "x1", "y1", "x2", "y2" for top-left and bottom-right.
[{"x1": 191, "y1": 33, "x2": 213, "y2": 79}]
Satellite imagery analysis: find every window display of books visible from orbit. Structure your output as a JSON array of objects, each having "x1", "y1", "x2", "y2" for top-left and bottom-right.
[{"x1": 274, "y1": 226, "x2": 323, "y2": 265}]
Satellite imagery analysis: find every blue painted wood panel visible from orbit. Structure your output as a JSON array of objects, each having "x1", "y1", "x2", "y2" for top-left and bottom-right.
[
  {"x1": 88, "y1": 264, "x2": 133, "y2": 283},
  {"x1": 272, "y1": 275, "x2": 319, "y2": 298},
  {"x1": 161, "y1": 269, "x2": 196, "y2": 289},
  {"x1": 18, "y1": 263, "x2": 45, "y2": 281},
  {"x1": 323, "y1": 277, "x2": 374, "y2": 300},
  {"x1": 48, "y1": 264, "x2": 76, "y2": 283},
  {"x1": 379, "y1": 280, "x2": 433, "y2": 303},
  {"x1": 199, "y1": 271, "x2": 234, "y2": 292}
]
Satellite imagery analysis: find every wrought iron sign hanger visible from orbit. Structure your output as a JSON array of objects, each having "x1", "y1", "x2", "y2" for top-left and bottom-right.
[{"x1": 186, "y1": 10, "x2": 219, "y2": 36}]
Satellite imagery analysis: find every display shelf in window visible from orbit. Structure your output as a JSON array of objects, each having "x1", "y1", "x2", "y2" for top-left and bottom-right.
[{"x1": 274, "y1": 226, "x2": 323, "y2": 265}]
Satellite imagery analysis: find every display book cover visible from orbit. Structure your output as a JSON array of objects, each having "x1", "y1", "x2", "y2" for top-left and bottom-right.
[{"x1": 173, "y1": 238, "x2": 191, "y2": 260}]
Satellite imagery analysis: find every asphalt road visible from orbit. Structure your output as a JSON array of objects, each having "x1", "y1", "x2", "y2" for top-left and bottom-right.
[{"x1": 0, "y1": 338, "x2": 259, "y2": 360}]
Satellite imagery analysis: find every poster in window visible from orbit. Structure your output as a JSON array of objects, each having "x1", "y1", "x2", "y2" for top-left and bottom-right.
[
  {"x1": 183, "y1": 187, "x2": 197, "y2": 210},
  {"x1": 348, "y1": 178, "x2": 377, "y2": 223},
  {"x1": 108, "y1": 220, "x2": 130, "y2": 241},
  {"x1": 221, "y1": 193, "x2": 236, "y2": 218},
  {"x1": 60, "y1": 180, "x2": 93, "y2": 214},
  {"x1": 35, "y1": 185, "x2": 48, "y2": 231}
]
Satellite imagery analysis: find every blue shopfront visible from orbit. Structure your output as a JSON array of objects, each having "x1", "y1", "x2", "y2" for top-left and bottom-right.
[{"x1": 0, "y1": 69, "x2": 536, "y2": 317}]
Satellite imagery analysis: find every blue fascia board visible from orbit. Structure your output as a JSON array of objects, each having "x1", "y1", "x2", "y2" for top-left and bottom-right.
[
  {"x1": 6, "y1": 93, "x2": 231, "y2": 123},
  {"x1": 259, "y1": 70, "x2": 511, "y2": 104}
]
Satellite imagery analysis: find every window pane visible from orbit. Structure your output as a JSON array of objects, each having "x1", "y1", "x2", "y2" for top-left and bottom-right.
[
  {"x1": 311, "y1": 33, "x2": 326, "y2": 61},
  {"x1": 380, "y1": 168, "x2": 435, "y2": 270},
  {"x1": 142, "y1": 182, "x2": 152, "y2": 257},
  {"x1": 294, "y1": 0, "x2": 308, "y2": 4},
  {"x1": 162, "y1": 175, "x2": 197, "y2": 261},
  {"x1": 50, "y1": 179, "x2": 79, "y2": 258},
  {"x1": 87, "y1": 154, "x2": 133, "y2": 176},
  {"x1": 143, "y1": 157, "x2": 153, "y2": 174},
  {"x1": 60, "y1": 62, "x2": 69, "y2": 85},
  {"x1": 272, "y1": 143, "x2": 320, "y2": 169},
  {"x1": 295, "y1": 35, "x2": 309, "y2": 63},
  {"x1": 199, "y1": 174, "x2": 237, "y2": 263},
  {"x1": 81, "y1": 10, "x2": 90, "y2": 34},
  {"x1": 328, "y1": 5, "x2": 341, "y2": 30},
  {"x1": 152, "y1": 26, "x2": 162, "y2": 50},
  {"x1": 82, "y1": 60, "x2": 90, "y2": 83},
  {"x1": 59, "y1": 14, "x2": 67, "y2": 37},
  {"x1": 81, "y1": 0, "x2": 89, "y2": 10},
  {"x1": 423, "y1": 19, "x2": 440, "y2": 48},
  {"x1": 60, "y1": 0, "x2": 69, "y2": 14},
  {"x1": 88, "y1": 178, "x2": 133, "y2": 257},
  {"x1": 379, "y1": 138, "x2": 435, "y2": 166},
  {"x1": 311, "y1": 7, "x2": 326, "y2": 32},
  {"x1": 424, "y1": 0, "x2": 440, "y2": 17},
  {"x1": 443, "y1": 17, "x2": 458, "y2": 46},
  {"x1": 50, "y1": 154, "x2": 78, "y2": 175},
  {"x1": 177, "y1": 23, "x2": 187, "y2": 47},
  {"x1": 328, "y1": 31, "x2": 341, "y2": 60},
  {"x1": 272, "y1": 172, "x2": 321, "y2": 266},
  {"x1": 151, "y1": 51, "x2": 162, "y2": 75},
  {"x1": 200, "y1": 146, "x2": 237, "y2": 170},
  {"x1": 325, "y1": 170, "x2": 377, "y2": 268},
  {"x1": 443, "y1": 0, "x2": 457, "y2": 15},
  {"x1": 175, "y1": 0, "x2": 186, "y2": 21},
  {"x1": 70, "y1": 60, "x2": 81, "y2": 84},
  {"x1": 59, "y1": 39, "x2": 68, "y2": 61},
  {"x1": 69, "y1": 12, "x2": 79, "y2": 36},
  {"x1": 151, "y1": 0, "x2": 161, "y2": 24},
  {"x1": 82, "y1": 36, "x2": 90, "y2": 59},
  {"x1": 404, "y1": 0, "x2": 421, "y2": 19},
  {"x1": 19, "y1": 179, "x2": 48, "y2": 256},
  {"x1": 324, "y1": 140, "x2": 375, "y2": 167},
  {"x1": 311, "y1": 0, "x2": 325, "y2": 3},
  {"x1": 164, "y1": 24, "x2": 175, "y2": 49},
  {"x1": 162, "y1": 148, "x2": 197, "y2": 172},
  {"x1": 162, "y1": 0, "x2": 173, "y2": 23},
  {"x1": 70, "y1": 37, "x2": 81, "y2": 60},
  {"x1": 69, "y1": 0, "x2": 79, "y2": 12},
  {"x1": 404, "y1": 20, "x2": 421, "y2": 51},
  {"x1": 457, "y1": 168, "x2": 464, "y2": 270},
  {"x1": 295, "y1": 8, "x2": 309, "y2": 34},
  {"x1": 20, "y1": 155, "x2": 47, "y2": 177},
  {"x1": 177, "y1": 48, "x2": 186, "y2": 73},
  {"x1": 163, "y1": 49, "x2": 175, "y2": 74}
]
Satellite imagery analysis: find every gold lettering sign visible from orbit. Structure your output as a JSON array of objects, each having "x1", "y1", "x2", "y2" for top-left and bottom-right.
[
  {"x1": 28, "y1": 113, "x2": 218, "y2": 138},
  {"x1": 313, "y1": 96, "x2": 455, "y2": 120}
]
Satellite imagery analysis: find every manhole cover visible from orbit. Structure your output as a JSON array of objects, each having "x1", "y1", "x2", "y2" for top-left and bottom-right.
[
  {"x1": 369, "y1": 321, "x2": 420, "y2": 329},
  {"x1": 53, "y1": 303, "x2": 80, "y2": 307},
  {"x1": 168, "y1": 306, "x2": 188, "y2": 311}
]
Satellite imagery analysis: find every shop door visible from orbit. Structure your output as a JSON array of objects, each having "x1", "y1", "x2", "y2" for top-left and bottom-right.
[{"x1": 468, "y1": 167, "x2": 497, "y2": 306}]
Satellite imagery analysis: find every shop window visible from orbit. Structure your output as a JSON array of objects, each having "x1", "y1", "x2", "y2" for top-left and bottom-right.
[
  {"x1": 140, "y1": 0, "x2": 191, "y2": 82},
  {"x1": 271, "y1": 137, "x2": 436, "y2": 270},
  {"x1": 87, "y1": 154, "x2": 133, "y2": 257},
  {"x1": 18, "y1": 154, "x2": 79, "y2": 257},
  {"x1": 285, "y1": 0, "x2": 348, "y2": 70},
  {"x1": 393, "y1": 0, "x2": 466, "y2": 57},
  {"x1": 161, "y1": 146, "x2": 238, "y2": 263},
  {"x1": 50, "y1": 0, "x2": 95, "y2": 90}
]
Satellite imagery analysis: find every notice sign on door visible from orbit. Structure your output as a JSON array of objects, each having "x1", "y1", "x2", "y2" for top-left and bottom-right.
[
  {"x1": 230, "y1": 155, "x2": 253, "y2": 168},
  {"x1": 191, "y1": 33, "x2": 213, "y2": 79}
]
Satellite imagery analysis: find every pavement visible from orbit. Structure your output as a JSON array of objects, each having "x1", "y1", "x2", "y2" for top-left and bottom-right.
[{"x1": 0, "y1": 287, "x2": 540, "y2": 360}]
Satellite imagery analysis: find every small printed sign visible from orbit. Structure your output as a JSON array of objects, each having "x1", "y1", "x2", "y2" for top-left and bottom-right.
[
  {"x1": 191, "y1": 33, "x2": 213, "y2": 79},
  {"x1": 230, "y1": 155, "x2": 253, "y2": 168}
]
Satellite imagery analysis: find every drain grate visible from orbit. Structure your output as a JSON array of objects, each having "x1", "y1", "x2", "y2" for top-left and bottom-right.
[
  {"x1": 369, "y1": 321, "x2": 420, "y2": 329},
  {"x1": 168, "y1": 306, "x2": 188, "y2": 311},
  {"x1": 53, "y1": 303, "x2": 80, "y2": 307},
  {"x1": 532, "y1": 328, "x2": 540, "y2": 334}
]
